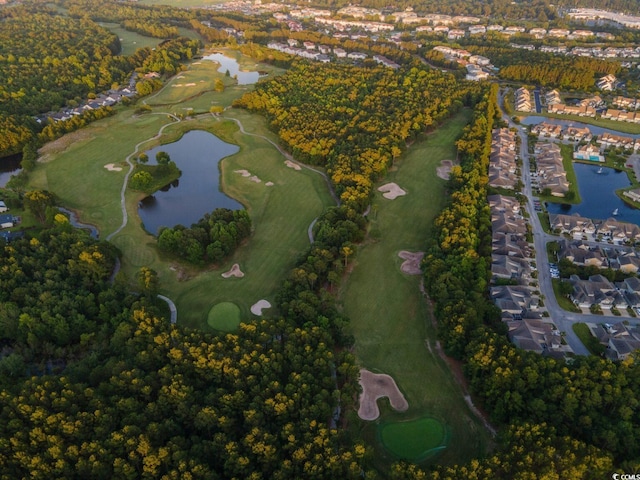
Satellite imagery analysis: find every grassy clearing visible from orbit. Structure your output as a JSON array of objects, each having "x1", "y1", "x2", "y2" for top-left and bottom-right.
[
  {"x1": 97, "y1": 23, "x2": 162, "y2": 56},
  {"x1": 146, "y1": 48, "x2": 285, "y2": 114},
  {"x1": 29, "y1": 52, "x2": 329, "y2": 330},
  {"x1": 340, "y1": 110, "x2": 491, "y2": 467},
  {"x1": 208, "y1": 301, "x2": 242, "y2": 331},
  {"x1": 573, "y1": 323, "x2": 606, "y2": 356},
  {"x1": 379, "y1": 416, "x2": 447, "y2": 462}
]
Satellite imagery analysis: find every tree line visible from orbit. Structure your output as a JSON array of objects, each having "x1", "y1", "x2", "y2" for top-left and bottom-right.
[
  {"x1": 234, "y1": 61, "x2": 477, "y2": 211},
  {"x1": 413, "y1": 84, "x2": 640, "y2": 478}
]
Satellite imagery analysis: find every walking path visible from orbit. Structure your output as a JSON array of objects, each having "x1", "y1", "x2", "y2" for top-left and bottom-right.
[
  {"x1": 105, "y1": 112, "x2": 180, "y2": 241},
  {"x1": 221, "y1": 114, "x2": 340, "y2": 244},
  {"x1": 157, "y1": 294, "x2": 178, "y2": 324}
]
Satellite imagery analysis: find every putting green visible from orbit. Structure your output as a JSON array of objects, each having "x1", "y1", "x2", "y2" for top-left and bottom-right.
[
  {"x1": 379, "y1": 416, "x2": 448, "y2": 462},
  {"x1": 207, "y1": 302, "x2": 242, "y2": 331}
]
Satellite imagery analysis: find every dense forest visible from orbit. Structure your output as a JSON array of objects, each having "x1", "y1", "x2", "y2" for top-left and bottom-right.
[
  {"x1": 0, "y1": 222, "x2": 368, "y2": 478},
  {"x1": 0, "y1": 0, "x2": 201, "y2": 158},
  {"x1": 158, "y1": 208, "x2": 252, "y2": 265},
  {"x1": 234, "y1": 62, "x2": 478, "y2": 210}
]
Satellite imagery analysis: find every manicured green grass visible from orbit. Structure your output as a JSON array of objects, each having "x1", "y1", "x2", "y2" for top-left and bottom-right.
[
  {"x1": 97, "y1": 23, "x2": 162, "y2": 56},
  {"x1": 379, "y1": 416, "x2": 447, "y2": 462},
  {"x1": 146, "y1": 48, "x2": 285, "y2": 115},
  {"x1": 552, "y1": 279, "x2": 581, "y2": 312},
  {"x1": 573, "y1": 323, "x2": 606, "y2": 356},
  {"x1": 208, "y1": 302, "x2": 242, "y2": 331},
  {"x1": 29, "y1": 52, "x2": 331, "y2": 331},
  {"x1": 341, "y1": 110, "x2": 491, "y2": 467}
]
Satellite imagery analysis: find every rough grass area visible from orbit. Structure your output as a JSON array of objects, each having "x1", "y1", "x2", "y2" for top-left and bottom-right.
[
  {"x1": 207, "y1": 302, "x2": 242, "y2": 331},
  {"x1": 341, "y1": 110, "x2": 491, "y2": 468},
  {"x1": 552, "y1": 279, "x2": 582, "y2": 312},
  {"x1": 379, "y1": 416, "x2": 447, "y2": 462}
]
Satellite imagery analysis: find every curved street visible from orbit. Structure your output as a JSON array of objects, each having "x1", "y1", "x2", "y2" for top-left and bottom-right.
[{"x1": 500, "y1": 91, "x2": 640, "y2": 356}]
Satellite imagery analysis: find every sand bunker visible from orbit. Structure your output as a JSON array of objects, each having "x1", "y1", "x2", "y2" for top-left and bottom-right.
[
  {"x1": 265, "y1": 181, "x2": 274, "y2": 187},
  {"x1": 398, "y1": 250, "x2": 425, "y2": 275},
  {"x1": 234, "y1": 169, "x2": 252, "y2": 177},
  {"x1": 249, "y1": 175, "x2": 262, "y2": 183},
  {"x1": 358, "y1": 369, "x2": 408, "y2": 421},
  {"x1": 185, "y1": 82, "x2": 196, "y2": 87},
  {"x1": 104, "y1": 163, "x2": 123, "y2": 172},
  {"x1": 285, "y1": 160, "x2": 302, "y2": 171},
  {"x1": 251, "y1": 299, "x2": 271, "y2": 316},
  {"x1": 378, "y1": 183, "x2": 406, "y2": 200},
  {"x1": 436, "y1": 159, "x2": 457, "y2": 180},
  {"x1": 221, "y1": 263, "x2": 244, "y2": 278},
  {"x1": 172, "y1": 84, "x2": 183, "y2": 87}
]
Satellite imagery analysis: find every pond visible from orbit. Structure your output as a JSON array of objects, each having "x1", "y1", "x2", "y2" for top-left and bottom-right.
[
  {"x1": 202, "y1": 52, "x2": 260, "y2": 85},
  {"x1": 138, "y1": 130, "x2": 242, "y2": 235},
  {"x1": 521, "y1": 116, "x2": 640, "y2": 139},
  {"x1": 546, "y1": 163, "x2": 640, "y2": 225},
  {"x1": 0, "y1": 154, "x2": 22, "y2": 188}
]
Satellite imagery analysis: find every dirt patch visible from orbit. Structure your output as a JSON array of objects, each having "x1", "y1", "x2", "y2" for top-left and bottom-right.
[
  {"x1": 284, "y1": 160, "x2": 302, "y2": 171},
  {"x1": 251, "y1": 299, "x2": 271, "y2": 316},
  {"x1": 221, "y1": 263, "x2": 244, "y2": 278},
  {"x1": 104, "y1": 163, "x2": 123, "y2": 172},
  {"x1": 378, "y1": 182, "x2": 406, "y2": 200},
  {"x1": 249, "y1": 175, "x2": 262, "y2": 183},
  {"x1": 265, "y1": 181, "x2": 274, "y2": 187},
  {"x1": 398, "y1": 250, "x2": 425, "y2": 275},
  {"x1": 358, "y1": 369, "x2": 408, "y2": 421},
  {"x1": 436, "y1": 159, "x2": 457, "y2": 180},
  {"x1": 234, "y1": 169, "x2": 251, "y2": 177}
]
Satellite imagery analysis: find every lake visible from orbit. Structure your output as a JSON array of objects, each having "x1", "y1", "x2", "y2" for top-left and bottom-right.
[
  {"x1": 0, "y1": 154, "x2": 22, "y2": 188},
  {"x1": 202, "y1": 52, "x2": 260, "y2": 85},
  {"x1": 546, "y1": 163, "x2": 640, "y2": 225},
  {"x1": 138, "y1": 130, "x2": 243, "y2": 235}
]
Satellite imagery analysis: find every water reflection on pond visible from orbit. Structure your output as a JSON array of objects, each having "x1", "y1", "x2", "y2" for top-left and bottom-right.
[
  {"x1": 0, "y1": 154, "x2": 22, "y2": 188},
  {"x1": 546, "y1": 163, "x2": 640, "y2": 225},
  {"x1": 202, "y1": 52, "x2": 260, "y2": 85},
  {"x1": 137, "y1": 130, "x2": 242, "y2": 235}
]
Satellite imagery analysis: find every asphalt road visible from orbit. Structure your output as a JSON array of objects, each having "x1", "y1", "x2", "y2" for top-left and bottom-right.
[{"x1": 498, "y1": 93, "x2": 640, "y2": 356}]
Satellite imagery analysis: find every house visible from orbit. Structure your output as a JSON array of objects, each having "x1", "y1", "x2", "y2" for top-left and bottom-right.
[
  {"x1": 491, "y1": 285, "x2": 537, "y2": 319},
  {"x1": 507, "y1": 319, "x2": 562, "y2": 353},
  {"x1": 560, "y1": 240, "x2": 605, "y2": 267},
  {"x1": 570, "y1": 274, "x2": 622, "y2": 309},
  {"x1": 573, "y1": 144, "x2": 603, "y2": 162},
  {"x1": 587, "y1": 322, "x2": 640, "y2": 360},
  {"x1": 549, "y1": 213, "x2": 595, "y2": 238},
  {"x1": 623, "y1": 188, "x2": 640, "y2": 203},
  {"x1": 596, "y1": 74, "x2": 617, "y2": 91},
  {"x1": 0, "y1": 201, "x2": 7, "y2": 213},
  {"x1": 0, "y1": 214, "x2": 15, "y2": 229}
]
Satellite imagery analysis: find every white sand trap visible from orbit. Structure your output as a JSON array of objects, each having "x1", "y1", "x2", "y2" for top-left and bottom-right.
[
  {"x1": 398, "y1": 250, "x2": 425, "y2": 275},
  {"x1": 378, "y1": 182, "x2": 406, "y2": 200},
  {"x1": 221, "y1": 263, "x2": 244, "y2": 278},
  {"x1": 436, "y1": 159, "x2": 457, "y2": 180},
  {"x1": 171, "y1": 84, "x2": 183, "y2": 87},
  {"x1": 358, "y1": 369, "x2": 408, "y2": 421},
  {"x1": 185, "y1": 82, "x2": 196, "y2": 87},
  {"x1": 176, "y1": 75, "x2": 185, "y2": 78},
  {"x1": 265, "y1": 181, "x2": 274, "y2": 187},
  {"x1": 251, "y1": 299, "x2": 271, "y2": 316},
  {"x1": 104, "y1": 163, "x2": 123, "y2": 172},
  {"x1": 285, "y1": 160, "x2": 302, "y2": 171},
  {"x1": 249, "y1": 176, "x2": 261, "y2": 183},
  {"x1": 193, "y1": 62, "x2": 201, "y2": 65},
  {"x1": 234, "y1": 169, "x2": 252, "y2": 177}
]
